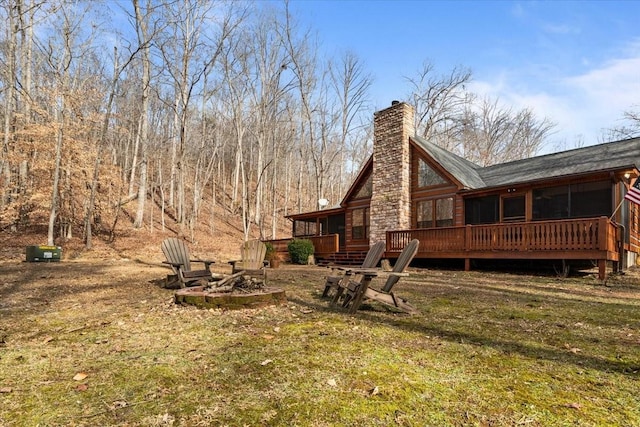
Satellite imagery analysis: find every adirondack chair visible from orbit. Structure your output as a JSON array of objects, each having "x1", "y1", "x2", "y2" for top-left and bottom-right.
[
  {"x1": 321, "y1": 241, "x2": 386, "y2": 298},
  {"x1": 161, "y1": 238, "x2": 215, "y2": 288},
  {"x1": 340, "y1": 239, "x2": 420, "y2": 314},
  {"x1": 229, "y1": 239, "x2": 269, "y2": 279}
]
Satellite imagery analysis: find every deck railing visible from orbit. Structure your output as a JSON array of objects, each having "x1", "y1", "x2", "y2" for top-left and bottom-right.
[
  {"x1": 387, "y1": 217, "x2": 618, "y2": 255},
  {"x1": 308, "y1": 234, "x2": 340, "y2": 255},
  {"x1": 263, "y1": 234, "x2": 339, "y2": 258}
]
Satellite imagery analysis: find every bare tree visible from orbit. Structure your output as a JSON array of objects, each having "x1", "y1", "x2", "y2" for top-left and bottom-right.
[
  {"x1": 41, "y1": 3, "x2": 94, "y2": 245},
  {"x1": 247, "y1": 6, "x2": 294, "y2": 237},
  {"x1": 157, "y1": 0, "x2": 237, "y2": 231},
  {"x1": 85, "y1": 39, "x2": 143, "y2": 248},
  {"x1": 220, "y1": 24, "x2": 253, "y2": 239},
  {"x1": 605, "y1": 107, "x2": 640, "y2": 141},
  {"x1": 132, "y1": 0, "x2": 154, "y2": 229},
  {"x1": 0, "y1": 0, "x2": 19, "y2": 210},
  {"x1": 281, "y1": 2, "x2": 336, "y2": 211},
  {"x1": 406, "y1": 62, "x2": 555, "y2": 165},
  {"x1": 406, "y1": 61, "x2": 473, "y2": 151},
  {"x1": 329, "y1": 50, "x2": 372, "y2": 197},
  {"x1": 459, "y1": 97, "x2": 555, "y2": 166}
]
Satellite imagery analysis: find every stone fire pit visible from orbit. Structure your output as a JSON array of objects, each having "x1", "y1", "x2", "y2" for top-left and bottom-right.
[{"x1": 174, "y1": 272, "x2": 286, "y2": 310}]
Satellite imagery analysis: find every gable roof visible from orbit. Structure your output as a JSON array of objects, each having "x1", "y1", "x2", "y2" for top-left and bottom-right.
[{"x1": 413, "y1": 136, "x2": 640, "y2": 191}]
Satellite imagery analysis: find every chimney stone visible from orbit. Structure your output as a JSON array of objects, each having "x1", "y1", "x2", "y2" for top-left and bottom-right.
[{"x1": 369, "y1": 102, "x2": 415, "y2": 246}]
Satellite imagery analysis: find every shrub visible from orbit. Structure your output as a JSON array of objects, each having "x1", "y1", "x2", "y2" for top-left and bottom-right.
[
  {"x1": 264, "y1": 242, "x2": 276, "y2": 259},
  {"x1": 287, "y1": 239, "x2": 314, "y2": 264}
]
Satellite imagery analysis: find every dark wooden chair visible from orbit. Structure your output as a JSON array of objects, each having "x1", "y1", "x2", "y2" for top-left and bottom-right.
[
  {"x1": 229, "y1": 240, "x2": 268, "y2": 280},
  {"x1": 161, "y1": 238, "x2": 215, "y2": 288},
  {"x1": 338, "y1": 239, "x2": 420, "y2": 314},
  {"x1": 321, "y1": 241, "x2": 386, "y2": 298}
]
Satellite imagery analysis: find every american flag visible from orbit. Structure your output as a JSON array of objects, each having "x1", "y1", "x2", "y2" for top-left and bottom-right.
[{"x1": 625, "y1": 178, "x2": 640, "y2": 205}]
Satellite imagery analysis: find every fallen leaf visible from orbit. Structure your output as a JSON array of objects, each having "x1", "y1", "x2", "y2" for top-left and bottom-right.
[
  {"x1": 76, "y1": 383, "x2": 88, "y2": 392},
  {"x1": 263, "y1": 335, "x2": 275, "y2": 340},
  {"x1": 73, "y1": 372, "x2": 88, "y2": 381},
  {"x1": 327, "y1": 379, "x2": 337, "y2": 387},
  {"x1": 564, "y1": 402, "x2": 581, "y2": 410},
  {"x1": 112, "y1": 400, "x2": 128, "y2": 409},
  {"x1": 273, "y1": 327, "x2": 280, "y2": 333},
  {"x1": 370, "y1": 386, "x2": 380, "y2": 396},
  {"x1": 568, "y1": 347, "x2": 581, "y2": 354},
  {"x1": 43, "y1": 336, "x2": 54, "y2": 344},
  {"x1": 261, "y1": 359, "x2": 273, "y2": 366},
  {"x1": 300, "y1": 308, "x2": 313, "y2": 314},
  {"x1": 0, "y1": 387, "x2": 12, "y2": 393}
]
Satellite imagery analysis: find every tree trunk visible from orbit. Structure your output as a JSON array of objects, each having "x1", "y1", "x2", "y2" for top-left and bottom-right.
[
  {"x1": 132, "y1": 0, "x2": 150, "y2": 229},
  {"x1": 86, "y1": 47, "x2": 120, "y2": 249}
]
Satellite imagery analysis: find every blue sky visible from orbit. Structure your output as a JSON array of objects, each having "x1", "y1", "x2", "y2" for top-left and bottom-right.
[{"x1": 289, "y1": 0, "x2": 640, "y2": 152}]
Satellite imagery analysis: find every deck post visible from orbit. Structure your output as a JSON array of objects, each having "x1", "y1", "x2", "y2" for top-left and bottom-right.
[
  {"x1": 465, "y1": 225, "x2": 472, "y2": 251},
  {"x1": 464, "y1": 258, "x2": 471, "y2": 271},
  {"x1": 598, "y1": 259, "x2": 607, "y2": 281},
  {"x1": 597, "y1": 216, "x2": 608, "y2": 251}
]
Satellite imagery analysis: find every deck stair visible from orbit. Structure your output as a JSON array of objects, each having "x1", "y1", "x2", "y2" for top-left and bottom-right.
[{"x1": 319, "y1": 251, "x2": 368, "y2": 267}]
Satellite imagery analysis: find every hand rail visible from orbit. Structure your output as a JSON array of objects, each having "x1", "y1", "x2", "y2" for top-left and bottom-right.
[{"x1": 387, "y1": 216, "x2": 618, "y2": 255}]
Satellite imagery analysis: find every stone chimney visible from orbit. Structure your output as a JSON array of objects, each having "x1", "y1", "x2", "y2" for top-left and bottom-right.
[{"x1": 369, "y1": 101, "x2": 415, "y2": 245}]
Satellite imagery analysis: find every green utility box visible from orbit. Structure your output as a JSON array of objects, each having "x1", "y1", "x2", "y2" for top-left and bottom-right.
[{"x1": 25, "y1": 245, "x2": 62, "y2": 262}]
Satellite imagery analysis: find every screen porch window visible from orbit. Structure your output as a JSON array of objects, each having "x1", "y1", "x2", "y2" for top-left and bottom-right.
[
  {"x1": 502, "y1": 196, "x2": 525, "y2": 222},
  {"x1": 465, "y1": 195, "x2": 499, "y2": 225},
  {"x1": 533, "y1": 181, "x2": 611, "y2": 220},
  {"x1": 293, "y1": 220, "x2": 317, "y2": 237},
  {"x1": 352, "y1": 208, "x2": 370, "y2": 240}
]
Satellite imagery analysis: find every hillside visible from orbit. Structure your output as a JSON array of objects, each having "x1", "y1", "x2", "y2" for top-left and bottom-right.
[{"x1": 0, "y1": 199, "x2": 291, "y2": 265}]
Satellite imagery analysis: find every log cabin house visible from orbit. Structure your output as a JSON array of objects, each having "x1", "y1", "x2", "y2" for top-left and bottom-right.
[{"x1": 271, "y1": 101, "x2": 640, "y2": 279}]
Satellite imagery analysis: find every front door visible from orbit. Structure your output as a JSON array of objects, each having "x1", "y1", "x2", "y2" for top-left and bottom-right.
[{"x1": 328, "y1": 214, "x2": 346, "y2": 250}]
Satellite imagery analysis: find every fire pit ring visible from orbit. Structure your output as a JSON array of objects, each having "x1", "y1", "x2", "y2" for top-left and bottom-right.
[{"x1": 175, "y1": 285, "x2": 287, "y2": 310}]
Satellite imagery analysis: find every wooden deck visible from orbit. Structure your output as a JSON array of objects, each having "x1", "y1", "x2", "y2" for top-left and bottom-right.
[
  {"x1": 265, "y1": 235, "x2": 339, "y2": 262},
  {"x1": 265, "y1": 216, "x2": 622, "y2": 279},
  {"x1": 386, "y1": 216, "x2": 620, "y2": 279}
]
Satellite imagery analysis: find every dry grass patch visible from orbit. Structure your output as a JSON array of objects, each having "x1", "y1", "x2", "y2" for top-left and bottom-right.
[{"x1": 1, "y1": 259, "x2": 639, "y2": 426}]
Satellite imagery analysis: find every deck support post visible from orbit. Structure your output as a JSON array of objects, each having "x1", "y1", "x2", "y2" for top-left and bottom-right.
[
  {"x1": 597, "y1": 259, "x2": 607, "y2": 281},
  {"x1": 464, "y1": 258, "x2": 471, "y2": 271}
]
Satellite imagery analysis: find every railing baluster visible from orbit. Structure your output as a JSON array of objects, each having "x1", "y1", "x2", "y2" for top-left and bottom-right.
[{"x1": 383, "y1": 216, "x2": 614, "y2": 256}]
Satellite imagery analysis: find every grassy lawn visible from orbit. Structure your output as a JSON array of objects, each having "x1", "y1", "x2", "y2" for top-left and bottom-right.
[{"x1": 1, "y1": 260, "x2": 639, "y2": 426}]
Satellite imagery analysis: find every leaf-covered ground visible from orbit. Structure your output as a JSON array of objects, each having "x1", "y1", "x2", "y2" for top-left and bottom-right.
[{"x1": 1, "y1": 257, "x2": 639, "y2": 426}]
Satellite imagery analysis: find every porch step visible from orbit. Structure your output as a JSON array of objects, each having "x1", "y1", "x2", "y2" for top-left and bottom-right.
[{"x1": 319, "y1": 251, "x2": 368, "y2": 267}]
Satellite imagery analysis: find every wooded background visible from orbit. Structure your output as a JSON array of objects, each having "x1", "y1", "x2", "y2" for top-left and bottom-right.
[{"x1": 1, "y1": 1, "x2": 634, "y2": 248}]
